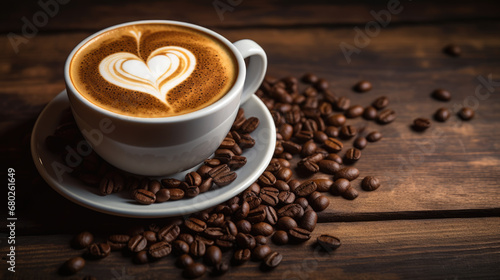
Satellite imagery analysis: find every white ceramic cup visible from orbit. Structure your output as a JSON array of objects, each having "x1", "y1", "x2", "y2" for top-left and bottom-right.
[{"x1": 64, "y1": 20, "x2": 267, "y2": 176}]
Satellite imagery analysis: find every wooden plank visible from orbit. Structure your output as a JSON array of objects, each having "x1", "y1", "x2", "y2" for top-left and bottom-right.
[
  {"x1": 2, "y1": 0, "x2": 499, "y2": 33},
  {"x1": 1, "y1": 218, "x2": 499, "y2": 279}
]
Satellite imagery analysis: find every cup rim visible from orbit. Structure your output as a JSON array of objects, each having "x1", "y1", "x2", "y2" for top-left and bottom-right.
[{"x1": 64, "y1": 20, "x2": 246, "y2": 123}]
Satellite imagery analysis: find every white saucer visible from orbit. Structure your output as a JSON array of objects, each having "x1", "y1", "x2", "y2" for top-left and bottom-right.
[{"x1": 31, "y1": 90, "x2": 276, "y2": 218}]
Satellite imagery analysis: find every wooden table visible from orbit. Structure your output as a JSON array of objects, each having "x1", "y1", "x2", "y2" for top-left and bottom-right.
[{"x1": 1, "y1": 0, "x2": 500, "y2": 279}]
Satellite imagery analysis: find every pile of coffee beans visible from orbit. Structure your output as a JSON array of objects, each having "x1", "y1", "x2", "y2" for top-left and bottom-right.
[{"x1": 57, "y1": 73, "x2": 397, "y2": 278}]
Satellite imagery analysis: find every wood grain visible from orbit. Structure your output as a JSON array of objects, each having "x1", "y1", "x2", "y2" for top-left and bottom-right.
[{"x1": 1, "y1": 217, "x2": 499, "y2": 279}]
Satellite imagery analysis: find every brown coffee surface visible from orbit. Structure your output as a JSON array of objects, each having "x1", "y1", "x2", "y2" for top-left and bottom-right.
[{"x1": 70, "y1": 23, "x2": 237, "y2": 118}]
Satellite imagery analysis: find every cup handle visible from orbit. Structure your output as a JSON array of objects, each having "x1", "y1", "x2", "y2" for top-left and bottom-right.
[{"x1": 233, "y1": 39, "x2": 267, "y2": 104}]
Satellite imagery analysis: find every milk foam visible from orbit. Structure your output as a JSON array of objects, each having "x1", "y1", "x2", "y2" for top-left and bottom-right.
[{"x1": 99, "y1": 41, "x2": 196, "y2": 108}]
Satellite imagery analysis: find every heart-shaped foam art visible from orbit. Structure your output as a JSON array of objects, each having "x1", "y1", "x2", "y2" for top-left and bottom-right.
[{"x1": 99, "y1": 46, "x2": 196, "y2": 108}]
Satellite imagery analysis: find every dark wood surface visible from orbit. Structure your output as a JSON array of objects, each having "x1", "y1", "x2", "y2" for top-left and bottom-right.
[{"x1": 1, "y1": 0, "x2": 500, "y2": 279}]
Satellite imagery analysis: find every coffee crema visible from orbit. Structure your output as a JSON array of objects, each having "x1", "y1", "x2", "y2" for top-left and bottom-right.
[{"x1": 70, "y1": 23, "x2": 238, "y2": 118}]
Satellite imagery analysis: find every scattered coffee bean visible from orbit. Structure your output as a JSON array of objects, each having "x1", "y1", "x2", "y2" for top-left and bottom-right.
[
  {"x1": 458, "y1": 107, "x2": 474, "y2": 120},
  {"x1": 372, "y1": 96, "x2": 389, "y2": 110},
  {"x1": 353, "y1": 136, "x2": 367, "y2": 150},
  {"x1": 272, "y1": 230, "x2": 289, "y2": 245},
  {"x1": 107, "y1": 234, "x2": 130, "y2": 250},
  {"x1": 361, "y1": 176, "x2": 381, "y2": 191},
  {"x1": 434, "y1": 107, "x2": 451, "y2": 122},
  {"x1": 377, "y1": 109, "x2": 396, "y2": 124},
  {"x1": 363, "y1": 106, "x2": 378, "y2": 120},
  {"x1": 176, "y1": 254, "x2": 194, "y2": 268},
  {"x1": 204, "y1": 246, "x2": 222, "y2": 266},
  {"x1": 413, "y1": 118, "x2": 432, "y2": 131},
  {"x1": 345, "y1": 105, "x2": 364, "y2": 118},
  {"x1": 252, "y1": 245, "x2": 272, "y2": 261},
  {"x1": 149, "y1": 241, "x2": 172, "y2": 259},
  {"x1": 299, "y1": 210, "x2": 318, "y2": 232},
  {"x1": 233, "y1": 248, "x2": 251, "y2": 264},
  {"x1": 317, "y1": 235, "x2": 341, "y2": 251},
  {"x1": 335, "y1": 167, "x2": 360, "y2": 181},
  {"x1": 353, "y1": 80, "x2": 372, "y2": 93},
  {"x1": 342, "y1": 187, "x2": 359, "y2": 200},
  {"x1": 344, "y1": 148, "x2": 362, "y2": 163},
  {"x1": 431, "y1": 88, "x2": 452, "y2": 101},
  {"x1": 289, "y1": 227, "x2": 311, "y2": 242},
  {"x1": 339, "y1": 125, "x2": 357, "y2": 139},
  {"x1": 133, "y1": 189, "x2": 156, "y2": 205},
  {"x1": 128, "y1": 235, "x2": 147, "y2": 253},
  {"x1": 301, "y1": 73, "x2": 319, "y2": 84},
  {"x1": 366, "y1": 131, "x2": 382, "y2": 142},
  {"x1": 89, "y1": 242, "x2": 111, "y2": 258},
  {"x1": 133, "y1": 251, "x2": 149, "y2": 264},
  {"x1": 72, "y1": 231, "x2": 94, "y2": 249},
  {"x1": 61, "y1": 257, "x2": 85, "y2": 275}
]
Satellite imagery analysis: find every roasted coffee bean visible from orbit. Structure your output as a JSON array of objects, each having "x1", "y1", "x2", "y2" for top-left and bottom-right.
[
  {"x1": 214, "y1": 149, "x2": 234, "y2": 163},
  {"x1": 155, "y1": 188, "x2": 170, "y2": 203},
  {"x1": 158, "y1": 224, "x2": 180, "y2": 242},
  {"x1": 345, "y1": 105, "x2": 364, "y2": 118},
  {"x1": 195, "y1": 235, "x2": 215, "y2": 246},
  {"x1": 236, "y1": 220, "x2": 252, "y2": 234},
  {"x1": 197, "y1": 164, "x2": 212, "y2": 179},
  {"x1": 99, "y1": 176, "x2": 115, "y2": 195},
  {"x1": 207, "y1": 213, "x2": 225, "y2": 227},
  {"x1": 251, "y1": 222, "x2": 274, "y2": 237},
  {"x1": 258, "y1": 171, "x2": 277, "y2": 187},
  {"x1": 254, "y1": 235, "x2": 267, "y2": 245},
  {"x1": 335, "y1": 167, "x2": 360, "y2": 181},
  {"x1": 247, "y1": 205, "x2": 267, "y2": 223},
  {"x1": 185, "y1": 172, "x2": 202, "y2": 187},
  {"x1": 344, "y1": 148, "x2": 362, "y2": 163},
  {"x1": 272, "y1": 230, "x2": 289, "y2": 245},
  {"x1": 265, "y1": 205, "x2": 279, "y2": 225},
  {"x1": 233, "y1": 248, "x2": 251, "y2": 264},
  {"x1": 366, "y1": 131, "x2": 382, "y2": 142},
  {"x1": 127, "y1": 235, "x2": 147, "y2": 253},
  {"x1": 326, "y1": 114, "x2": 346, "y2": 127},
  {"x1": 295, "y1": 130, "x2": 314, "y2": 143},
  {"x1": 161, "y1": 178, "x2": 182, "y2": 188},
  {"x1": 185, "y1": 217, "x2": 207, "y2": 233},
  {"x1": 228, "y1": 155, "x2": 247, "y2": 169},
  {"x1": 325, "y1": 126, "x2": 339, "y2": 138},
  {"x1": 277, "y1": 204, "x2": 304, "y2": 219},
  {"x1": 274, "y1": 180, "x2": 290, "y2": 192},
  {"x1": 89, "y1": 242, "x2": 111, "y2": 258},
  {"x1": 260, "y1": 187, "x2": 280, "y2": 206},
  {"x1": 277, "y1": 216, "x2": 298, "y2": 231},
  {"x1": 353, "y1": 80, "x2": 372, "y2": 93},
  {"x1": 183, "y1": 262, "x2": 206, "y2": 279},
  {"x1": 372, "y1": 96, "x2": 389, "y2": 110},
  {"x1": 252, "y1": 245, "x2": 272, "y2": 261},
  {"x1": 213, "y1": 170, "x2": 237, "y2": 187},
  {"x1": 326, "y1": 153, "x2": 343, "y2": 165},
  {"x1": 216, "y1": 234, "x2": 236, "y2": 249},
  {"x1": 176, "y1": 254, "x2": 194, "y2": 268},
  {"x1": 310, "y1": 194, "x2": 330, "y2": 212},
  {"x1": 301, "y1": 73, "x2": 319, "y2": 84},
  {"x1": 264, "y1": 251, "x2": 283, "y2": 268},
  {"x1": 297, "y1": 159, "x2": 319, "y2": 173},
  {"x1": 299, "y1": 210, "x2": 318, "y2": 232},
  {"x1": 330, "y1": 178, "x2": 351, "y2": 196},
  {"x1": 61, "y1": 257, "x2": 85, "y2": 275},
  {"x1": 185, "y1": 186, "x2": 200, "y2": 198},
  {"x1": 432, "y1": 88, "x2": 452, "y2": 101},
  {"x1": 295, "y1": 197, "x2": 309, "y2": 209},
  {"x1": 72, "y1": 231, "x2": 94, "y2": 249},
  {"x1": 275, "y1": 167, "x2": 293, "y2": 182},
  {"x1": 278, "y1": 123, "x2": 294, "y2": 141},
  {"x1": 204, "y1": 158, "x2": 221, "y2": 168},
  {"x1": 133, "y1": 251, "x2": 149, "y2": 264},
  {"x1": 282, "y1": 141, "x2": 302, "y2": 154},
  {"x1": 133, "y1": 189, "x2": 156, "y2": 205},
  {"x1": 312, "y1": 131, "x2": 328, "y2": 144},
  {"x1": 204, "y1": 227, "x2": 224, "y2": 240},
  {"x1": 318, "y1": 160, "x2": 340, "y2": 175},
  {"x1": 236, "y1": 233, "x2": 256, "y2": 249},
  {"x1": 190, "y1": 240, "x2": 206, "y2": 258},
  {"x1": 334, "y1": 96, "x2": 350, "y2": 111},
  {"x1": 177, "y1": 233, "x2": 194, "y2": 245},
  {"x1": 323, "y1": 137, "x2": 343, "y2": 152},
  {"x1": 314, "y1": 78, "x2": 329, "y2": 91},
  {"x1": 240, "y1": 117, "x2": 260, "y2": 133},
  {"x1": 220, "y1": 137, "x2": 236, "y2": 149},
  {"x1": 434, "y1": 107, "x2": 451, "y2": 122},
  {"x1": 342, "y1": 187, "x2": 359, "y2": 200},
  {"x1": 339, "y1": 125, "x2": 357, "y2": 139},
  {"x1": 289, "y1": 227, "x2": 311, "y2": 242},
  {"x1": 204, "y1": 246, "x2": 222, "y2": 266},
  {"x1": 168, "y1": 188, "x2": 184, "y2": 200},
  {"x1": 413, "y1": 118, "x2": 432, "y2": 131},
  {"x1": 363, "y1": 106, "x2": 378, "y2": 120},
  {"x1": 362, "y1": 176, "x2": 381, "y2": 191},
  {"x1": 313, "y1": 178, "x2": 334, "y2": 192},
  {"x1": 208, "y1": 164, "x2": 230, "y2": 178},
  {"x1": 317, "y1": 234, "x2": 342, "y2": 251},
  {"x1": 294, "y1": 181, "x2": 318, "y2": 197},
  {"x1": 147, "y1": 180, "x2": 161, "y2": 194},
  {"x1": 443, "y1": 44, "x2": 461, "y2": 57},
  {"x1": 458, "y1": 107, "x2": 474, "y2": 120},
  {"x1": 278, "y1": 191, "x2": 296, "y2": 205},
  {"x1": 301, "y1": 140, "x2": 317, "y2": 157},
  {"x1": 149, "y1": 241, "x2": 172, "y2": 259},
  {"x1": 106, "y1": 234, "x2": 130, "y2": 251},
  {"x1": 172, "y1": 240, "x2": 190, "y2": 255},
  {"x1": 353, "y1": 136, "x2": 367, "y2": 149},
  {"x1": 377, "y1": 109, "x2": 396, "y2": 124}
]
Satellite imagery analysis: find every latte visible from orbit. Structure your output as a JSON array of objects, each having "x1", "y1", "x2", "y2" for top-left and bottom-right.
[{"x1": 70, "y1": 23, "x2": 238, "y2": 117}]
